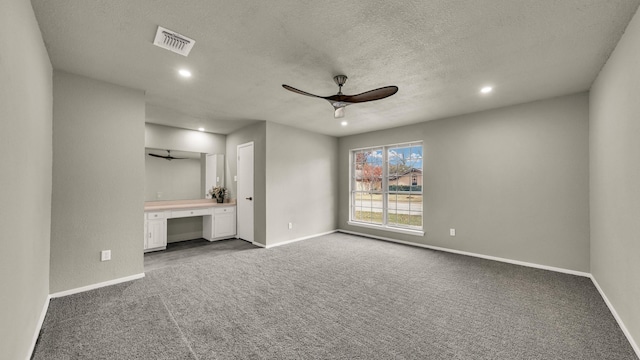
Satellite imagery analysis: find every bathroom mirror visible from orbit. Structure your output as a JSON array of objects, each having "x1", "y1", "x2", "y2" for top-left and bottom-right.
[{"x1": 145, "y1": 148, "x2": 224, "y2": 201}]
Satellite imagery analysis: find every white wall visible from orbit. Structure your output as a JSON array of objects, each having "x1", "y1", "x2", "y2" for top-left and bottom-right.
[
  {"x1": 50, "y1": 71, "x2": 145, "y2": 293},
  {"x1": 266, "y1": 122, "x2": 338, "y2": 246},
  {"x1": 0, "y1": 1, "x2": 52, "y2": 358},
  {"x1": 590, "y1": 7, "x2": 640, "y2": 352},
  {"x1": 339, "y1": 93, "x2": 590, "y2": 272}
]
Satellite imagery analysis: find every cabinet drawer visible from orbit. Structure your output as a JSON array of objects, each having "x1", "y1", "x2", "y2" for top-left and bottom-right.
[
  {"x1": 171, "y1": 208, "x2": 211, "y2": 218},
  {"x1": 214, "y1": 206, "x2": 235, "y2": 215},
  {"x1": 146, "y1": 211, "x2": 167, "y2": 220}
]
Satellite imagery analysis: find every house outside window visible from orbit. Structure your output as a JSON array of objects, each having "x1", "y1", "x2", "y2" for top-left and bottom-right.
[{"x1": 350, "y1": 141, "x2": 423, "y2": 235}]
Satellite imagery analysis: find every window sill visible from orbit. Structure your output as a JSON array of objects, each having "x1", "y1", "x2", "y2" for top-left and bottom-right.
[{"x1": 347, "y1": 221, "x2": 425, "y2": 237}]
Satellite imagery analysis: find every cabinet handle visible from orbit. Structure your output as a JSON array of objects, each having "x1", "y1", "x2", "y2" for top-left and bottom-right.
[{"x1": 148, "y1": 232, "x2": 151, "y2": 238}]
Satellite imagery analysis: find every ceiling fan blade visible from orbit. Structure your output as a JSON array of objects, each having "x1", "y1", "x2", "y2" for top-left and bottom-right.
[
  {"x1": 148, "y1": 153, "x2": 167, "y2": 159},
  {"x1": 334, "y1": 107, "x2": 345, "y2": 118},
  {"x1": 282, "y1": 84, "x2": 324, "y2": 99},
  {"x1": 343, "y1": 86, "x2": 398, "y2": 103}
]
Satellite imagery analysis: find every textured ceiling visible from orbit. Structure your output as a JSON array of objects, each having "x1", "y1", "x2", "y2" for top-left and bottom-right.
[{"x1": 31, "y1": 0, "x2": 639, "y2": 136}]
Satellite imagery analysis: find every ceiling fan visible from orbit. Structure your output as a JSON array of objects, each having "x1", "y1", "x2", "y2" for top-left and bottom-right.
[
  {"x1": 148, "y1": 150, "x2": 186, "y2": 161},
  {"x1": 282, "y1": 75, "x2": 398, "y2": 118}
]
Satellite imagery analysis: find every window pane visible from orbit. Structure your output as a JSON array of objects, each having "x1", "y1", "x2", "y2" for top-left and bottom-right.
[
  {"x1": 387, "y1": 209, "x2": 398, "y2": 226},
  {"x1": 351, "y1": 143, "x2": 422, "y2": 230},
  {"x1": 409, "y1": 211, "x2": 423, "y2": 227},
  {"x1": 388, "y1": 144, "x2": 422, "y2": 193}
]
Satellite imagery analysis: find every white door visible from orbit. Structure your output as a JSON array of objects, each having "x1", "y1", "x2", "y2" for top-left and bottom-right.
[{"x1": 237, "y1": 142, "x2": 254, "y2": 242}]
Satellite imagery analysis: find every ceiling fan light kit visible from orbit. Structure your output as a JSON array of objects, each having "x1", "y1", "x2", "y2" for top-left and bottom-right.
[{"x1": 282, "y1": 75, "x2": 398, "y2": 119}]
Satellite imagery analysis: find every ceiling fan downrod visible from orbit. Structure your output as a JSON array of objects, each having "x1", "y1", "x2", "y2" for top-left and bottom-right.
[{"x1": 333, "y1": 75, "x2": 348, "y2": 95}]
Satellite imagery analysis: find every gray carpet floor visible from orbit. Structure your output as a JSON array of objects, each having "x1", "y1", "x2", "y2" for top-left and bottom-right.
[{"x1": 33, "y1": 233, "x2": 637, "y2": 359}]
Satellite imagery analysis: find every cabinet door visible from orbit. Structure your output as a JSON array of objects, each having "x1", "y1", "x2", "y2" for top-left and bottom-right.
[
  {"x1": 144, "y1": 218, "x2": 148, "y2": 249},
  {"x1": 147, "y1": 219, "x2": 167, "y2": 249},
  {"x1": 214, "y1": 212, "x2": 236, "y2": 238}
]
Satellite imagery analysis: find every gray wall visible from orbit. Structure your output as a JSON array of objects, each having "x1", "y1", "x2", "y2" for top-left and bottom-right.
[
  {"x1": 590, "y1": 7, "x2": 640, "y2": 349},
  {"x1": 339, "y1": 93, "x2": 590, "y2": 272},
  {"x1": 0, "y1": 1, "x2": 52, "y2": 358},
  {"x1": 266, "y1": 122, "x2": 338, "y2": 246},
  {"x1": 51, "y1": 71, "x2": 145, "y2": 293},
  {"x1": 145, "y1": 123, "x2": 225, "y2": 154},
  {"x1": 226, "y1": 122, "x2": 267, "y2": 245}
]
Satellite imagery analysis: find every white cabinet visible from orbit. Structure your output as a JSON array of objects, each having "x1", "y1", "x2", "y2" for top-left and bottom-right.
[
  {"x1": 144, "y1": 204, "x2": 236, "y2": 251},
  {"x1": 145, "y1": 211, "x2": 168, "y2": 252},
  {"x1": 213, "y1": 206, "x2": 236, "y2": 238},
  {"x1": 146, "y1": 219, "x2": 167, "y2": 251}
]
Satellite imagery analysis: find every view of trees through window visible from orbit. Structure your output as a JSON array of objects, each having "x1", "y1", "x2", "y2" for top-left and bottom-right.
[{"x1": 351, "y1": 142, "x2": 423, "y2": 230}]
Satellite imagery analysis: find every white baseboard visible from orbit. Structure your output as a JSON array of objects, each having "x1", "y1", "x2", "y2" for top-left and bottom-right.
[
  {"x1": 590, "y1": 276, "x2": 640, "y2": 358},
  {"x1": 264, "y1": 230, "x2": 338, "y2": 249},
  {"x1": 338, "y1": 229, "x2": 590, "y2": 277},
  {"x1": 26, "y1": 293, "x2": 51, "y2": 360},
  {"x1": 252, "y1": 241, "x2": 266, "y2": 248},
  {"x1": 49, "y1": 273, "x2": 145, "y2": 298}
]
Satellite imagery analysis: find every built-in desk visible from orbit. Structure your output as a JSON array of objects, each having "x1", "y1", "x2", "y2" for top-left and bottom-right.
[{"x1": 144, "y1": 199, "x2": 236, "y2": 252}]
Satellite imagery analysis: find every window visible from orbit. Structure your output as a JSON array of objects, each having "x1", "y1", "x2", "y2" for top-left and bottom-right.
[{"x1": 350, "y1": 141, "x2": 423, "y2": 234}]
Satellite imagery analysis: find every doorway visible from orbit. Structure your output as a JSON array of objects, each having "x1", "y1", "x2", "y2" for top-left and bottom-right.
[{"x1": 237, "y1": 142, "x2": 254, "y2": 243}]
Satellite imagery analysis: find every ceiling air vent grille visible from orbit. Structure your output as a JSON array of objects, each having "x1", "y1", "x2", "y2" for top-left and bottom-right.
[{"x1": 153, "y1": 26, "x2": 195, "y2": 57}]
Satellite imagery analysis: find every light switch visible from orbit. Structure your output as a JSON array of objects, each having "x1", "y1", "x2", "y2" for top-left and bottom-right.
[{"x1": 449, "y1": 228, "x2": 456, "y2": 236}]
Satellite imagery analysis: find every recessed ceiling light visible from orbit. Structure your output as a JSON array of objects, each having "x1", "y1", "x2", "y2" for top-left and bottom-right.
[
  {"x1": 480, "y1": 86, "x2": 493, "y2": 94},
  {"x1": 341, "y1": 121, "x2": 348, "y2": 126},
  {"x1": 198, "y1": 127, "x2": 205, "y2": 132},
  {"x1": 178, "y1": 69, "x2": 192, "y2": 78}
]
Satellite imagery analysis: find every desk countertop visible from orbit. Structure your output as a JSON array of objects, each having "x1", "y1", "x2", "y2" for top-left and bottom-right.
[{"x1": 144, "y1": 199, "x2": 236, "y2": 211}]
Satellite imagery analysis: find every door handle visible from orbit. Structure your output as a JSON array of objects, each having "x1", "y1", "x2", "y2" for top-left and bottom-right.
[{"x1": 246, "y1": 197, "x2": 253, "y2": 201}]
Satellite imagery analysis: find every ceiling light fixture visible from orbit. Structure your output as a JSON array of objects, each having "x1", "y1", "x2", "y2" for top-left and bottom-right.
[
  {"x1": 480, "y1": 86, "x2": 493, "y2": 94},
  {"x1": 198, "y1": 127, "x2": 205, "y2": 132},
  {"x1": 341, "y1": 121, "x2": 348, "y2": 126},
  {"x1": 178, "y1": 69, "x2": 192, "y2": 78}
]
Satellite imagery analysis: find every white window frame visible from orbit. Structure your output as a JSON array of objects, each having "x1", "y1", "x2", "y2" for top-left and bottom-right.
[{"x1": 348, "y1": 141, "x2": 424, "y2": 236}]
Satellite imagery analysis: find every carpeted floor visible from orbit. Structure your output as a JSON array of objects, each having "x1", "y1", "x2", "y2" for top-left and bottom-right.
[{"x1": 33, "y1": 233, "x2": 637, "y2": 359}]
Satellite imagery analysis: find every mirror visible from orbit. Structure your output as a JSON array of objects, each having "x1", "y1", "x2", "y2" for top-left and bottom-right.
[{"x1": 145, "y1": 148, "x2": 224, "y2": 201}]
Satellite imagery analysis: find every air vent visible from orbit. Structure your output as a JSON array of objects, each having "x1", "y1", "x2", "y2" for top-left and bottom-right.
[{"x1": 153, "y1": 26, "x2": 195, "y2": 57}]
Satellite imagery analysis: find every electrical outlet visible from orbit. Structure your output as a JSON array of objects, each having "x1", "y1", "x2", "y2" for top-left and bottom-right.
[
  {"x1": 156, "y1": 191, "x2": 163, "y2": 199},
  {"x1": 288, "y1": 222, "x2": 293, "y2": 229},
  {"x1": 449, "y1": 228, "x2": 456, "y2": 236},
  {"x1": 101, "y1": 250, "x2": 111, "y2": 261}
]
